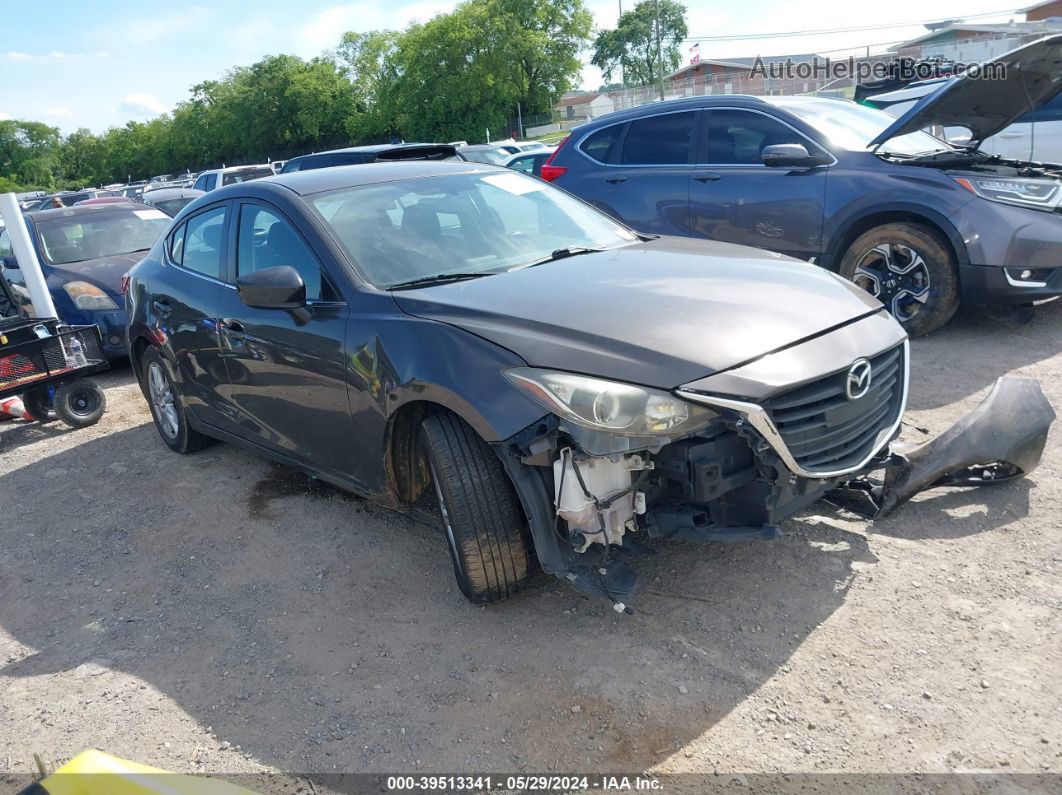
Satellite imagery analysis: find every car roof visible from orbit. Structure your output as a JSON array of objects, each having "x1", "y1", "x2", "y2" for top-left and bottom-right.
[
  {"x1": 221, "y1": 160, "x2": 504, "y2": 198},
  {"x1": 572, "y1": 94, "x2": 776, "y2": 131},
  {"x1": 26, "y1": 202, "x2": 155, "y2": 221},
  {"x1": 202, "y1": 164, "x2": 275, "y2": 175}
]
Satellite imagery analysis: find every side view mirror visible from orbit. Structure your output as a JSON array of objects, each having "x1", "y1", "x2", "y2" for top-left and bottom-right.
[
  {"x1": 236, "y1": 265, "x2": 306, "y2": 310},
  {"x1": 761, "y1": 143, "x2": 829, "y2": 168}
]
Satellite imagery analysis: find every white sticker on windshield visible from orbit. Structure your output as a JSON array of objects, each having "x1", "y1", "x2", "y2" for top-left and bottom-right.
[
  {"x1": 481, "y1": 173, "x2": 545, "y2": 195},
  {"x1": 134, "y1": 209, "x2": 169, "y2": 220}
]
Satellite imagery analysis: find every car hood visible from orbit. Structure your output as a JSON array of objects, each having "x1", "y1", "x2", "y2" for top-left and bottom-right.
[
  {"x1": 869, "y1": 34, "x2": 1062, "y2": 148},
  {"x1": 392, "y1": 237, "x2": 883, "y2": 388},
  {"x1": 44, "y1": 252, "x2": 143, "y2": 296}
]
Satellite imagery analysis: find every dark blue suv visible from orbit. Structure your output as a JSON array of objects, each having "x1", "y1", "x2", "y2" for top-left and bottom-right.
[{"x1": 543, "y1": 36, "x2": 1062, "y2": 335}]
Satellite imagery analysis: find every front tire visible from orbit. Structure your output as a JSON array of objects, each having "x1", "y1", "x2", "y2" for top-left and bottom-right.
[
  {"x1": 839, "y1": 222, "x2": 959, "y2": 336},
  {"x1": 142, "y1": 346, "x2": 211, "y2": 453},
  {"x1": 419, "y1": 412, "x2": 531, "y2": 603}
]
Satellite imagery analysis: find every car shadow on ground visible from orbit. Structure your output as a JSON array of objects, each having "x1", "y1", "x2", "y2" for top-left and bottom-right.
[
  {"x1": 0, "y1": 422, "x2": 884, "y2": 776},
  {"x1": 906, "y1": 299, "x2": 1061, "y2": 412}
]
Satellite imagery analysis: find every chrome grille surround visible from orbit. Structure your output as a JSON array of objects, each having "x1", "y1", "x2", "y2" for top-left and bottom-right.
[{"x1": 677, "y1": 340, "x2": 909, "y2": 479}]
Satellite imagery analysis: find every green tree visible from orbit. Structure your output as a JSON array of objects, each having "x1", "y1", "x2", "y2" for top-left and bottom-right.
[{"x1": 591, "y1": 0, "x2": 687, "y2": 87}]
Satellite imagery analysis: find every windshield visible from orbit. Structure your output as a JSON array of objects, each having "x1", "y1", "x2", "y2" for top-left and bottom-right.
[
  {"x1": 310, "y1": 171, "x2": 636, "y2": 288},
  {"x1": 222, "y1": 167, "x2": 274, "y2": 185},
  {"x1": 767, "y1": 98, "x2": 950, "y2": 156},
  {"x1": 36, "y1": 209, "x2": 171, "y2": 265}
]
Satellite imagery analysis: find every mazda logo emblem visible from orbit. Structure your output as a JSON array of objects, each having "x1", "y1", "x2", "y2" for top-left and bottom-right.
[{"x1": 845, "y1": 359, "x2": 873, "y2": 400}]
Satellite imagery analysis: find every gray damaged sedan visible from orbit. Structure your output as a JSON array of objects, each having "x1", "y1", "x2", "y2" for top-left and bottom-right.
[{"x1": 125, "y1": 164, "x2": 1055, "y2": 607}]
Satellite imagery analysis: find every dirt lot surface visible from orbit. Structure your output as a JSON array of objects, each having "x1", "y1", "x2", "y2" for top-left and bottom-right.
[{"x1": 1, "y1": 303, "x2": 1060, "y2": 792}]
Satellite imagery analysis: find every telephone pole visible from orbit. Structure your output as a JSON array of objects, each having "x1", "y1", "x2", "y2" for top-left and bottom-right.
[{"x1": 654, "y1": 0, "x2": 664, "y2": 100}]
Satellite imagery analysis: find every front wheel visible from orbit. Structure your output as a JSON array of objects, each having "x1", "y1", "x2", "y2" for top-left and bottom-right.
[
  {"x1": 419, "y1": 412, "x2": 532, "y2": 603},
  {"x1": 54, "y1": 379, "x2": 106, "y2": 428},
  {"x1": 839, "y1": 223, "x2": 959, "y2": 336}
]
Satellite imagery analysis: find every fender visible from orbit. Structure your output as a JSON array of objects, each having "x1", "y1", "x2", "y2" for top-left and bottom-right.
[{"x1": 820, "y1": 201, "x2": 971, "y2": 273}]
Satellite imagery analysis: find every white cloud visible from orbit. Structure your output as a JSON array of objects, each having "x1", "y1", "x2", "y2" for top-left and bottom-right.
[
  {"x1": 120, "y1": 93, "x2": 168, "y2": 117},
  {"x1": 0, "y1": 112, "x2": 11, "y2": 121},
  {"x1": 39, "y1": 106, "x2": 74, "y2": 118},
  {"x1": 49, "y1": 51, "x2": 67, "y2": 59},
  {"x1": 96, "y1": 50, "x2": 110, "y2": 58},
  {"x1": 5, "y1": 52, "x2": 32, "y2": 60}
]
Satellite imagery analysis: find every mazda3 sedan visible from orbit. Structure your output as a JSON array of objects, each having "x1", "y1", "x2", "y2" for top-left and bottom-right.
[{"x1": 125, "y1": 162, "x2": 1053, "y2": 606}]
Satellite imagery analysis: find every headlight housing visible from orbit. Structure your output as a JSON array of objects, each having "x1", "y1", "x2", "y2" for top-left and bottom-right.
[
  {"x1": 62, "y1": 281, "x2": 119, "y2": 311},
  {"x1": 504, "y1": 368, "x2": 715, "y2": 436},
  {"x1": 955, "y1": 176, "x2": 1062, "y2": 211}
]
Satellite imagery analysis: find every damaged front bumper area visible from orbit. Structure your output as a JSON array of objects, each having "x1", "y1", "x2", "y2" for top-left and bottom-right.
[{"x1": 497, "y1": 340, "x2": 1054, "y2": 607}]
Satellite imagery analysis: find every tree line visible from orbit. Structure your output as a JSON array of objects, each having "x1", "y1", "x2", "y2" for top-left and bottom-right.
[{"x1": 0, "y1": 0, "x2": 687, "y2": 193}]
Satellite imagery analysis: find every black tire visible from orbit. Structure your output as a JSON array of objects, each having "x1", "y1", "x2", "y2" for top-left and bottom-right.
[
  {"x1": 21, "y1": 387, "x2": 57, "y2": 423},
  {"x1": 839, "y1": 222, "x2": 959, "y2": 336},
  {"x1": 54, "y1": 379, "x2": 106, "y2": 428},
  {"x1": 141, "y1": 346, "x2": 211, "y2": 453},
  {"x1": 420, "y1": 412, "x2": 531, "y2": 603}
]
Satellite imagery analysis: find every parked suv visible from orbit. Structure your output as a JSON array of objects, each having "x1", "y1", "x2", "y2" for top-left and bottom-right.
[
  {"x1": 192, "y1": 165, "x2": 275, "y2": 193},
  {"x1": 544, "y1": 35, "x2": 1062, "y2": 335}
]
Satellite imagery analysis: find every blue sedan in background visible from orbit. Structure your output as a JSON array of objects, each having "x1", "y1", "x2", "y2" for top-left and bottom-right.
[{"x1": 0, "y1": 203, "x2": 171, "y2": 358}]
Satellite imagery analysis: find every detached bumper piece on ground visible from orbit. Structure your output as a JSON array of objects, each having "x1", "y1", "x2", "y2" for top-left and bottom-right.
[{"x1": 500, "y1": 373, "x2": 1054, "y2": 609}]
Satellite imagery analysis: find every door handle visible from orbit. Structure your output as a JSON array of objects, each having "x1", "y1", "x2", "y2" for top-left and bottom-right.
[
  {"x1": 605, "y1": 176, "x2": 628, "y2": 184},
  {"x1": 220, "y1": 319, "x2": 246, "y2": 341},
  {"x1": 693, "y1": 174, "x2": 722, "y2": 183},
  {"x1": 152, "y1": 299, "x2": 171, "y2": 317}
]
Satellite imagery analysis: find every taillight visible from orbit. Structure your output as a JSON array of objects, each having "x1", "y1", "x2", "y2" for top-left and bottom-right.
[
  {"x1": 540, "y1": 136, "x2": 569, "y2": 182},
  {"x1": 119, "y1": 273, "x2": 130, "y2": 295}
]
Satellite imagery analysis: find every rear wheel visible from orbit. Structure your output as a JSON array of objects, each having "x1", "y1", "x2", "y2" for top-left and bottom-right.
[
  {"x1": 142, "y1": 346, "x2": 211, "y2": 453},
  {"x1": 839, "y1": 222, "x2": 959, "y2": 336},
  {"x1": 419, "y1": 412, "x2": 531, "y2": 603},
  {"x1": 54, "y1": 379, "x2": 106, "y2": 428}
]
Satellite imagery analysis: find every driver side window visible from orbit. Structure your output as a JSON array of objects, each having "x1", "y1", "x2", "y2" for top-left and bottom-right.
[
  {"x1": 704, "y1": 109, "x2": 810, "y2": 165},
  {"x1": 236, "y1": 204, "x2": 335, "y2": 301}
]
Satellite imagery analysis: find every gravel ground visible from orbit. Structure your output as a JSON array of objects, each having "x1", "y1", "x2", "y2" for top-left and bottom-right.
[{"x1": 0, "y1": 302, "x2": 1059, "y2": 793}]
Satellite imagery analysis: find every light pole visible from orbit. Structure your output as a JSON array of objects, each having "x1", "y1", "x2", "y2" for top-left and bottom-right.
[{"x1": 654, "y1": 0, "x2": 664, "y2": 100}]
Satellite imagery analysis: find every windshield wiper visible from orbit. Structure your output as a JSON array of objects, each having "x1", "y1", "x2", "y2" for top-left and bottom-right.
[
  {"x1": 511, "y1": 246, "x2": 607, "y2": 271},
  {"x1": 388, "y1": 272, "x2": 491, "y2": 290}
]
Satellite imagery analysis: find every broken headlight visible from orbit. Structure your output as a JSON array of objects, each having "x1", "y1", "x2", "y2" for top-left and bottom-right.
[
  {"x1": 504, "y1": 368, "x2": 716, "y2": 436},
  {"x1": 954, "y1": 176, "x2": 1062, "y2": 211}
]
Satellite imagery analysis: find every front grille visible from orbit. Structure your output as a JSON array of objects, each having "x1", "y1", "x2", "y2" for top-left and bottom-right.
[{"x1": 762, "y1": 343, "x2": 905, "y2": 473}]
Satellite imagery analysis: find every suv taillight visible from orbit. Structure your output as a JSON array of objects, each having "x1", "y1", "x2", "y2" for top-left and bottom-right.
[{"x1": 540, "y1": 136, "x2": 569, "y2": 182}]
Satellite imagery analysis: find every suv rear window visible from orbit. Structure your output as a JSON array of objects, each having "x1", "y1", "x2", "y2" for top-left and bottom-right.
[{"x1": 579, "y1": 125, "x2": 622, "y2": 163}]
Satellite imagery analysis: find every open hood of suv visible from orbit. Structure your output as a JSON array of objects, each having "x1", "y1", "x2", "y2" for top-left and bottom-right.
[{"x1": 868, "y1": 34, "x2": 1062, "y2": 149}]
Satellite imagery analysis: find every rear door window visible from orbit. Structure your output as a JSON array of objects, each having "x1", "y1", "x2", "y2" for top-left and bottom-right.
[
  {"x1": 620, "y1": 112, "x2": 696, "y2": 165},
  {"x1": 173, "y1": 206, "x2": 227, "y2": 279}
]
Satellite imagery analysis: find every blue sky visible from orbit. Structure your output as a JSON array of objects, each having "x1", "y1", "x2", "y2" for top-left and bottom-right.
[{"x1": 0, "y1": 0, "x2": 1020, "y2": 133}]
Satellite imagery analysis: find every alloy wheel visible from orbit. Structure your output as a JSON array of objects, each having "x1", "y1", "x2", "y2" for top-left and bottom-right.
[
  {"x1": 852, "y1": 243, "x2": 931, "y2": 323},
  {"x1": 147, "y1": 362, "x2": 179, "y2": 439}
]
